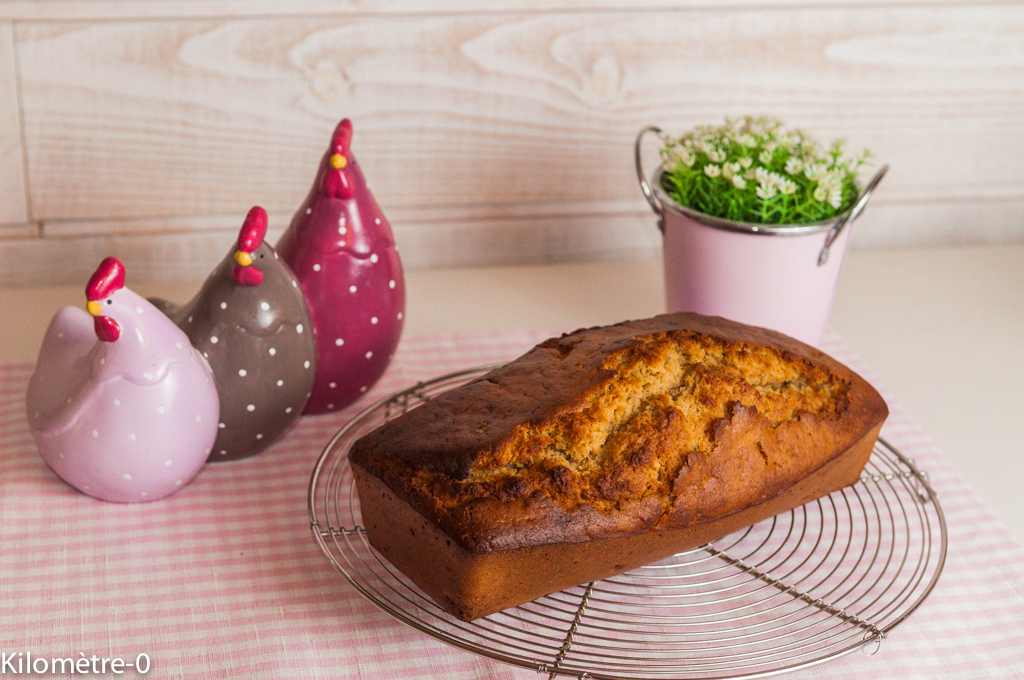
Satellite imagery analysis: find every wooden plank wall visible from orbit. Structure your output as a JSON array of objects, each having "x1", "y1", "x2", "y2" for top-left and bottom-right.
[{"x1": 1, "y1": 1, "x2": 1022, "y2": 287}]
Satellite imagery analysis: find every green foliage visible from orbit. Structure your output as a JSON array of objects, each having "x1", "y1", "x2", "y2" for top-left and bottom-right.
[{"x1": 659, "y1": 116, "x2": 870, "y2": 225}]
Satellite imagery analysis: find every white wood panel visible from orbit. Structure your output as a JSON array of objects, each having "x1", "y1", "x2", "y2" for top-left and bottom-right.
[
  {"x1": 1, "y1": 195, "x2": 1019, "y2": 287},
  {"x1": 2, "y1": 205, "x2": 661, "y2": 286},
  {"x1": 16, "y1": 7, "x2": 1024, "y2": 223},
  {"x1": 1, "y1": 0, "x2": 1009, "y2": 21},
  {"x1": 0, "y1": 21, "x2": 27, "y2": 226},
  {"x1": 3, "y1": 3, "x2": 1024, "y2": 286}
]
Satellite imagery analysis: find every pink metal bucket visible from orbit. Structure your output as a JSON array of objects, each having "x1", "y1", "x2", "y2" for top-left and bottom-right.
[{"x1": 636, "y1": 126, "x2": 887, "y2": 347}]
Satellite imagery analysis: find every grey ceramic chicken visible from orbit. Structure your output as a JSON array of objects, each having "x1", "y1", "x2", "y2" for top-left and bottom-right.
[{"x1": 150, "y1": 206, "x2": 316, "y2": 461}]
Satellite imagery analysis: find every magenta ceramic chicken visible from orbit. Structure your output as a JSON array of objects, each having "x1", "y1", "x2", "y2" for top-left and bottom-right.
[
  {"x1": 276, "y1": 118, "x2": 405, "y2": 414},
  {"x1": 25, "y1": 257, "x2": 219, "y2": 502},
  {"x1": 149, "y1": 206, "x2": 317, "y2": 461}
]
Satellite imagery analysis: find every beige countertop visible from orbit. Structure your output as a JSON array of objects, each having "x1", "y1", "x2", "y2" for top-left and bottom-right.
[{"x1": 3, "y1": 243, "x2": 1022, "y2": 543}]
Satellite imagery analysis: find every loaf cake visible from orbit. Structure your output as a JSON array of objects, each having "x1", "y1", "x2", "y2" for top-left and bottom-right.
[{"x1": 349, "y1": 313, "x2": 888, "y2": 621}]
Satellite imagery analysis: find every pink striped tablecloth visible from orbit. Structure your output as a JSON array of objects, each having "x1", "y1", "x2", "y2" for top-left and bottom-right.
[{"x1": 2, "y1": 330, "x2": 1023, "y2": 679}]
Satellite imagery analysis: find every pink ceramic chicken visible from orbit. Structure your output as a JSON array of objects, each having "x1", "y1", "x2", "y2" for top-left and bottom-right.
[
  {"x1": 25, "y1": 257, "x2": 219, "y2": 502},
  {"x1": 276, "y1": 119, "x2": 405, "y2": 414},
  {"x1": 150, "y1": 206, "x2": 317, "y2": 460}
]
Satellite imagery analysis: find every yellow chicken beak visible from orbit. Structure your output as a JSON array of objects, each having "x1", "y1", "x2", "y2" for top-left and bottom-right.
[
  {"x1": 235, "y1": 250, "x2": 253, "y2": 267},
  {"x1": 330, "y1": 153, "x2": 347, "y2": 169},
  {"x1": 87, "y1": 300, "x2": 102, "y2": 317}
]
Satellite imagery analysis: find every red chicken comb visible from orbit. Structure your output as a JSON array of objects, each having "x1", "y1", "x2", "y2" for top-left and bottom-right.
[
  {"x1": 237, "y1": 206, "x2": 268, "y2": 253},
  {"x1": 86, "y1": 257, "x2": 125, "y2": 302},
  {"x1": 323, "y1": 119, "x2": 355, "y2": 199},
  {"x1": 331, "y1": 118, "x2": 354, "y2": 155}
]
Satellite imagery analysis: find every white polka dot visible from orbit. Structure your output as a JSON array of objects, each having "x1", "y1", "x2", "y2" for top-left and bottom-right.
[
  {"x1": 397, "y1": 312, "x2": 403, "y2": 320},
  {"x1": 269, "y1": 347, "x2": 277, "y2": 356},
  {"x1": 246, "y1": 404, "x2": 256, "y2": 412},
  {"x1": 113, "y1": 398, "x2": 120, "y2": 406},
  {"x1": 292, "y1": 280, "x2": 298, "y2": 288},
  {"x1": 274, "y1": 252, "x2": 279, "y2": 260},
  {"x1": 143, "y1": 372, "x2": 153, "y2": 381},
  {"x1": 195, "y1": 415, "x2": 202, "y2": 422},
  {"x1": 256, "y1": 434, "x2": 263, "y2": 440},
  {"x1": 389, "y1": 280, "x2": 396, "y2": 289},
  {"x1": 365, "y1": 351, "x2": 373, "y2": 359},
  {"x1": 338, "y1": 226, "x2": 347, "y2": 235},
  {"x1": 140, "y1": 491, "x2": 148, "y2": 498},
  {"x1": 313, "y1": 264, "x2": 321, "y2": 272},
  {"x1": 304, "y1": 361, "x2": 311, "y2": 369},
  {"x1": 260, "y1": 301, "x2": 270, "y2": 311},
  {"x1": 349, "y1": 285, "x2": 357, "y2": 293},
  {"x1": 375, "y1": 217, "x2": 381, "y2": 225},
  {"x1": 210, "y1": 336, "x2": 219, "y2": 344},
  {"x1": 296, "y1": 324, "x2": 304, "y2": 334},
  {"x1": 156, "y1": 406, "x2": 165, "y2": 414},
  {"x1": 238, "y1": 369, "x2": 247, "y2": 377},
  {"x1": 327, "y1": 404, "x2": 335, "y2": 410},
  {"x1": 335, "y1": 338, "x2": 344, "y2": 347},
  {"x1": 360, "y1": 386, "x2": 368, "y2": 393},
  {"x1": 370, "y1": 316, "x2": 378, "y2": 324},
  {"x1": 176, "y1": 342, "x2": 183, "y2": 350},
  {"x1": 219, "y1": 422, "x2": 226, "y2": 429},
  {"x1": 58, "y1": 452, "x2": 64, "y2": 459},
  {"x1": 329, "y1": 382, "x2": 337, "y2": 389},
  {"x1": 164, "y1": 459, "x2": 173, "y2": 466},
  {"x1": 305, "y1": 207, "x2": 312, "y2": 215},
  {"x1": 136, "y1": 306, "x2": 144, "y2": 314},
  {"x1": 219, "y1": 450, "x2": 227, "y2": 456},
  {"x1": 188, "y1": 316, "x2": 193, "y2": 323},
  {"x1": 285, "y1": 407, "x2": 293, "y2": 414},
  {"x1": 220, "y1": 302, "x2": 227, "y2": 310},
  {"x1": 123, "y1": 473, "x2": 132, "y2": 481},
  {"x1": 128, "y1": 434, "x2": 136, "y2": 441},
  {"x1": 91, "y1": 429, "x2": 98, "y2": 437},
  {"x1": 276, "y1": 380, "x2": 284, "y2": 386},
  {"x1": 370, "y1": 253, "x2": 379, "y2": 263},
  {"x1": 175, "y1": 480, "x2": 183, "y2": 486}
]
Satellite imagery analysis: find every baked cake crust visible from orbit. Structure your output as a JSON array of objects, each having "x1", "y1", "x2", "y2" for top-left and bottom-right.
[{"x1": 350, "y1": 313, "x2": 888, "y2": 620}]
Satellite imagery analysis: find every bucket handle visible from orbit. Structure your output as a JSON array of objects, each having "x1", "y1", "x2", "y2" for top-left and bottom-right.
[
  {"x1": 817, "y1": 164, "x2": 888, "y2": 266},
  {"x1": 635, "y1": 125, "x2": 665, "y2": 233}
]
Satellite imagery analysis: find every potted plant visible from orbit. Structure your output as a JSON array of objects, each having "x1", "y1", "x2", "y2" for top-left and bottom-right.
[{"x1": 636, "y1": 116, "x2": 887, "y2": 346}]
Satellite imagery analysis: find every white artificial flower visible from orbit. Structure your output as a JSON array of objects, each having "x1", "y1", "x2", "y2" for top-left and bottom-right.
[
  {"x1": 778, "y1": 177, "x2": 797, "y2": 195},
  {"x1": 785, "y1": 157, "x2": 804, "y2": 175},
  {"x1": 732, "y1": 175, "x2": 748, "y2": 190},
  {"x1": 813, "y1": 185, "x2": 828, "y2": 202},
  {"x1": 722, "y1": 161, "x2": 741, "y2": 179},
  {"x1": 758, "y1": 149, "x2": 773, "y2": 165},
  {"x1": 703, "y1": 164, "x2": 722, "y2": 177},
  {"x1": 756, "y1": 183, "x2": 777, "y2": 200},
  {"x1": 828, "y1": 186, "x2": 843, "y2": 209},
  {"x1": 739, "y1": 157, "x2": 753, "y2": 169}
]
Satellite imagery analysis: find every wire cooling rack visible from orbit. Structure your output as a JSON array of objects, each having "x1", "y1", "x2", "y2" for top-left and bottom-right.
[{"x1": 309, "y1": 366, "x2": 947, "y2": 680}]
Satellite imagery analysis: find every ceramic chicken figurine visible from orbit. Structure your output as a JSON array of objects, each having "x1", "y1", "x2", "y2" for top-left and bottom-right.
[
  {"x1": 149, "y1": 206, "x2": 317, "y2": 461},
  {"x1": 276, "y1": 118, "x2": 405, "y2": 414},
  {"x1": 25, "y1": 257, "x2": 219, "y2": 502}
]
